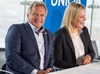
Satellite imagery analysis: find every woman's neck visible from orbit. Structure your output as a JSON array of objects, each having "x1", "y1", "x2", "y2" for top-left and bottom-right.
[{"x1": 71, "y1": 25, "x2": 78, "y2": 33}]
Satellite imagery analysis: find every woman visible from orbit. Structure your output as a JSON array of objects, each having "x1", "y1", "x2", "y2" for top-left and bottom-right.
[{"x1": 53, "y1": 2, "x2": 95, "y2": 69}]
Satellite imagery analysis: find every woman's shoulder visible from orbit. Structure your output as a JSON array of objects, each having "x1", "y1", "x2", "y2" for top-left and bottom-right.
[
  {"x1": 54, "y1": 27, "x2": 68, "y2": 37},
  {"x1": 82, "y1": 26, "x2": 88, "y2": 32},
  {"x1": 82, "y1": 26, "x2": 88, "y2": 30},
  {"x1": 55, "y1": 27, "x2": 66, "y2": 34}
]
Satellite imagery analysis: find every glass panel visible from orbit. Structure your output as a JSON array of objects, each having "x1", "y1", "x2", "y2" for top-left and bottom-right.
[
  {"x1": 86, "y1": 0, "x2": 100, "y2": 55},
  {"x1": 0, "y1": 0, "x2": 24, "y2": 48},
  {"x1": 91, "y1": 0, "x2": 100, "y2": 55},
  {"x1": 85, "y1": 0, "x2": 92, "y2": 32},
  {"x1": 0, "y1": 0, "x2": 42, "y2": 48}
]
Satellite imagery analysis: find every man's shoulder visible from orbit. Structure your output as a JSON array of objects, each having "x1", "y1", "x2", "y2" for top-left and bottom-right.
[
  {"x1": 8, "y1": 23, "x2": 25, "y2": 32},
  {"x1": 10, "y1": 23, "x2": 24, "y2": 28}
]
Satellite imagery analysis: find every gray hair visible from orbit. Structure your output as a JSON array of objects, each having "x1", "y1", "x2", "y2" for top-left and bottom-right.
[{"x1": 27, "y1": 1, "x2": 47, "y2": 16}]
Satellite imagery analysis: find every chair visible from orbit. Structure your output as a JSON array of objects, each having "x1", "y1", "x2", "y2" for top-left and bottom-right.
[
  {"x1": 0, "y1": 64, "x2": 14, "y2": 74},
  {"x1": 0, "y1": 69, "x2": 14, "y2": 74},
  {"x1": 92, "y1": 40, "x2": 100, "y2": 62}
]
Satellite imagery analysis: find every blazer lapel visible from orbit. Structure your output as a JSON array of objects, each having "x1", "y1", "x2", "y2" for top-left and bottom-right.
[
  {"x1": 24, "y1": 22, "x2": 39, "y2": 51},
  {"x1": 80, "y1": 30, "x2": 86, "y2": 53},
  {"x1": 63, "y1": 28, "x2": 75, "y2": 53}
]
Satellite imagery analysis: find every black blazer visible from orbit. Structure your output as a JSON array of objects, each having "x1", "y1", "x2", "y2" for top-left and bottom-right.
[
  {"x1": 5, "y1": 22, "x2": 53, "y2": 74},
  {"x1": 53, "y1": 26, "x2": 95, "y2": 69}
]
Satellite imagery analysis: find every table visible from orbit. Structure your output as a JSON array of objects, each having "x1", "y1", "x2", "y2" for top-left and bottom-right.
[{"x1": 49, "y1": 61, "x2": 100, "y2": 74}]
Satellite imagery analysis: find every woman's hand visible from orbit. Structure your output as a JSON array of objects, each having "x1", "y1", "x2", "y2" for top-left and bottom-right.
[
  {"x1": 81, "y1": 55, "x2": 91, "y2": 65},
  {"x1": 46, "y1": 68, "x2": 53, "y2": 73}
]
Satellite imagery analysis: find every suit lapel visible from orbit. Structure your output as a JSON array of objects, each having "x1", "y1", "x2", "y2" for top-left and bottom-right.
[
  {"x1": 43, "y1": 30, "x2": 48, "y2": 58},
  {"x1": 24, "y1": 23, "x2": 39, "y2": 51}
]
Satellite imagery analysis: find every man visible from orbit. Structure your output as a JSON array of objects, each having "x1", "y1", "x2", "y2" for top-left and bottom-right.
[{"x1": 5, "y1": 1, "x2": 53, "y2": 74}]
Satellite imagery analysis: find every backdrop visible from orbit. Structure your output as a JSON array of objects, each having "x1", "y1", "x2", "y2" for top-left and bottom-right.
[{"x1": 43, "y1": 0, "x2": 87, "y2": 34}]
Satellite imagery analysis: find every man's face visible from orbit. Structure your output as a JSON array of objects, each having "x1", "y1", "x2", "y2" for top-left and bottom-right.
[{"x1": 28, "y1": 6, "x2": 46, "y2": 30}]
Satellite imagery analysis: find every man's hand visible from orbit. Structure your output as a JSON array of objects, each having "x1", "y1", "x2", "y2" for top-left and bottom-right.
[{"x1": 37, "y1": 68, "x2": 53, "y2": 74}]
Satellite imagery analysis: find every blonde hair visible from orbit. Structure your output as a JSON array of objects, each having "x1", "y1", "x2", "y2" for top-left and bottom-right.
[
  {"x1": 27, "y1": 1, "x2": 47, "y2": 16},
  {"x1": 62, "y1": 2, "x2": 85, "y2": 35}
]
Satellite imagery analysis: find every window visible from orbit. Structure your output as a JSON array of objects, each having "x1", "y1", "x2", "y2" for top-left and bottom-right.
[
  {"x1": 86, "y1": 0, "x2": 100, "y2": 55},
  {"x1": 0, "y1": 0, "x2": 42, "y2": 48}
]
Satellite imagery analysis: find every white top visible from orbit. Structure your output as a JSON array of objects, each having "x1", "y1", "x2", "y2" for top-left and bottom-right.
[{"x1": 72, "y1": 32, "x2": 85, "y2": 65}]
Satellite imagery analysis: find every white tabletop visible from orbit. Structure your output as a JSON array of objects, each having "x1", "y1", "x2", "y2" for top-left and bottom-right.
[{"x1": 49, "y1": 61, "x2": 100, "y2": 74}]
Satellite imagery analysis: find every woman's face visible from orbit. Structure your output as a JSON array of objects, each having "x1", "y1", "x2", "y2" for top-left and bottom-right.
[{"x1": 72, "y1": 10, "x2": 86, "y2": 29}]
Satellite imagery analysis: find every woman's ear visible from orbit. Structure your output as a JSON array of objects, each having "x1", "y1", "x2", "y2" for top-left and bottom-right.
[{"x1": 27, "y1": 14, "x2": 29, "y2": 17}]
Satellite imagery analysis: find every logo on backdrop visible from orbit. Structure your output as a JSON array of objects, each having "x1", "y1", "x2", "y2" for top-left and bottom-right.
[
  {"x1": 51, "y1": 0, "x2": 81, "y2": 6},
  {"x1": 43, "y1": 0, "x2": 87, "y2": 34}
]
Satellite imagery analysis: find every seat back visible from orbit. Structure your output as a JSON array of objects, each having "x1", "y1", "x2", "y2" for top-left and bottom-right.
[
  {"x1": 92, "y1": 40, "x2": 99, "y2": 59},
  {"x1": 0, "y1": 69, "x2": 14, "y2": 74}
]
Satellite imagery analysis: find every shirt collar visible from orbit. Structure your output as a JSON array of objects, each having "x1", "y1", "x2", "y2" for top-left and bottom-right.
[{"x1": 28, "y1": 22, "x2": 45, "y2": 33}]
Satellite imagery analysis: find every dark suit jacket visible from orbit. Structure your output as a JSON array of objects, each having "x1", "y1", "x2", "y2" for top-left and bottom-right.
[
  {"x1": 5, "y1": 22, "x2": 53, "y2": 74},
  {"x1": 53, "y1": 26, "x2": 95, "y2": 69}
]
